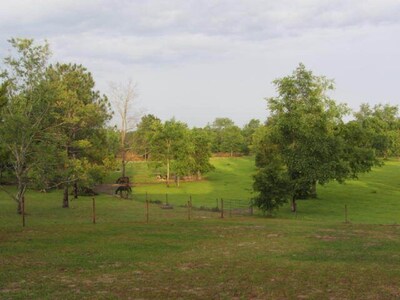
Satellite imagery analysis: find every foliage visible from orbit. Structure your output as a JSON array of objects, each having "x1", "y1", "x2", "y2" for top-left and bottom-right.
[
  {"x1": 253, "y1": 64, "x2": 378, "y2": 213},
  {"x1": 354, "y1": 103, "x2": 400, "y2": 157},
  {"x1": 151, "y1": 119, "x2": 192, "y2": 186},
  {"x1": 242, "y1": 118, "x2": 262, "y2": 154},
  {"x1": 208, "y1": 117, "x2": 245, "y2": 154},
  {"x1": 45, "y1": 63, "x2": 112, "y2": 207},
  {"x1": 0, "y1": 38, "x2": 53, "y2": 213},
  {"x1": 132, "y1": 114, "x2": 162, "y2": 160}
]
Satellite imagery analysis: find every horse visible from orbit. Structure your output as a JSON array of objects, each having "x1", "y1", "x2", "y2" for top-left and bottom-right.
[
  {"x1": 116, "y1": 176, "x2": 130, "y2": 184},
  {"x1": 115, "y1": 185, "x2": 132, "y2": 199}
]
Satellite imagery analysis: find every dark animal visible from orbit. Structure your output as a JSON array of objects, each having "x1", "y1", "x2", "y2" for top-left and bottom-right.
[
  {"x1": 115, "y1": 185, "x2": 132, "y2": 198},
  {"x1": 116, "y1": 176, "x2": 130, "y2": 184}
]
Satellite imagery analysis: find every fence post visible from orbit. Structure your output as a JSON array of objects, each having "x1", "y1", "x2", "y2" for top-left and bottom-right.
[
  {"x1": 22, "y1": 196, "x2": 25, "y2": 227},
  {"x1": 345, "y1": 204, "x2": 348, "y2": 223},
  {"x1": 187, "y1": 199, "x2": 191, "y2": 221},
  {"x1": 146, "y1": 200, "x2": 149, "y2": 224},
  {"x1": 220, "y1": 199, "x2": 224, "y2": 219},
  {"x1": 92, "y1": 197, "x2": 96, "y2": 224}
]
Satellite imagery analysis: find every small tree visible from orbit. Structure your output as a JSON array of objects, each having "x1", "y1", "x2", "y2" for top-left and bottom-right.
[{"x1": 151, "y1": 119, "x2": 191, "y2": 187}]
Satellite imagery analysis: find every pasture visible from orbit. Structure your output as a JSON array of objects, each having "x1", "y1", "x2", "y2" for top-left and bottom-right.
[{"x1": 1, "y1": 157, "x2": 400, "y2": 299}]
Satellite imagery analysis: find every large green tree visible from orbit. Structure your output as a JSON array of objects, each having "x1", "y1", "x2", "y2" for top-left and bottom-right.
[
  {"x1": 253, "y1": 64, "x2": 377, "y2": 213},
  {"x1": 46, "y1": 63, "x2": 112, "y2": 207},
  {"x1": 0, "y1": 38, "x2": 54, "y2": 213}
]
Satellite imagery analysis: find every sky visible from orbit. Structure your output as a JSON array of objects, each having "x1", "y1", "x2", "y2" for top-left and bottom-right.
[{"x1": 1, "y1": 0, "x2": 400, "y2": 127}]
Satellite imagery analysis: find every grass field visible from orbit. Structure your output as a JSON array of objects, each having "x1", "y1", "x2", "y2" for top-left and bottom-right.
[{"x1": 1, "y1": 157, "x2": 400, "y2": 299}]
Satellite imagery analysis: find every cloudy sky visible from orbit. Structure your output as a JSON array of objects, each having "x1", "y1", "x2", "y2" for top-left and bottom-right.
[{"x1": 1, "y1": 0, "x2": 399, "y2": 127}]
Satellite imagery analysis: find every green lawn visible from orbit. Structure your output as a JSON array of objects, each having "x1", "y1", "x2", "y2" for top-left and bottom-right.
[{"x1": 1, "y1": 157, "x2": 400, "y2": 299}]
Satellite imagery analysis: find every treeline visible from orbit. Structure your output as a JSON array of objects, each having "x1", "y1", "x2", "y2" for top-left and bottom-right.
[{"x1": 128, "y1": 115, "x2": 262, "y2": 185}]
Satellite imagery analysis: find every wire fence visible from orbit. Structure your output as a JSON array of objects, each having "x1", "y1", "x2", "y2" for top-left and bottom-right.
[{"x1": 14, "y1": 192, "x2": 256, "y2": 227}]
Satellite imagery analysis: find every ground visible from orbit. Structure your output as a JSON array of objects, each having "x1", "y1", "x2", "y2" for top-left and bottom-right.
[{"x1": 1, "y1": 157, "x2": 400, "y2": 299}]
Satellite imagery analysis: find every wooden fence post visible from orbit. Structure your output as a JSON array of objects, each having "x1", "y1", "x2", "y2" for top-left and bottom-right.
[
  {"x1": 220, "y1": 199, "x2": 224, "y2": 219},
  {"x1": 145, "y1": 192, "x2": 149, "y2": 223},
  {"x1": 22, "y1": 196, "x2": 25, "y2": 227},
  {"x1": 92, "y1": 198, "x2": 96, "y2": 224},
  {"x1": 187, "y1": 200, "x2": 191, "y2": 221},
  {"x1": 345, "y1": 204, "x2": 348, "y2": 223}
]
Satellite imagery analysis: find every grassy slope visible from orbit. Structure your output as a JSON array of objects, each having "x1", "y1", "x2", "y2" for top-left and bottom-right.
[
  {"x1": 108, "y1": 157, "x2": 400, "y2": 224},
  {"x1": 1, "y1": 157, "x2": 400, "y2": 299}
]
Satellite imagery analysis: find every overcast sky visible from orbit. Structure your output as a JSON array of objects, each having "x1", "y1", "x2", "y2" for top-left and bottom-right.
[{"x1": 1, "y1": 0, "x2": 399, "y2": 127}]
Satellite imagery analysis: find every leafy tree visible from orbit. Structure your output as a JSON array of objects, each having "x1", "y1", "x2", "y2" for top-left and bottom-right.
[
  {"x1": 46, "y1": 63, "x2": 112, "y2": 207},
  {"x1": 151, "y1": 119, "x2": 191, "y2": 186},
  {"x1": 253, "y1": 64, "x2": 377, "y2": 213},
  {"x1": 0, "y1": 38, "x2": 53, "y2": 213},
  {"x1": 190, "y1": 128, "x2": 214, "y2": 180},
  {"x1": 132, "y1": 114, "x2": 162, "y2": 160},
  {"x1": 209, "y1": 117, "x2": 244, "y2": 155},
  {"x1": 242, "y1": 119, "x2": 262, "y2": 154},
  {"x1": 354, "y1": 103, "x2": 400, "y2": 158}
]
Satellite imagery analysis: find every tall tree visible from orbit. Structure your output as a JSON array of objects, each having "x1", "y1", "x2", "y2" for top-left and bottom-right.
[
  {"x1": 46, "y1": 63, "x2": 111, "y2": 207},
  {"x1": 253, "y1": 64, "x2": 377, "y2": 213},
  {"x1": 0, "y1": 38, "x2": 53, "y2": 213},
  {"x1": 109, "y1": 80, "x2": 138, "y2": 178}
]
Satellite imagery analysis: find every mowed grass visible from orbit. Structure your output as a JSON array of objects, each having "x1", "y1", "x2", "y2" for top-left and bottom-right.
[{"x1": 1, "y1": 157, "x2": 400, "y2": 299}]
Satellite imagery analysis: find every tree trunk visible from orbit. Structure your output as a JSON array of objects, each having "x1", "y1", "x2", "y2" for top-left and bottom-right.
[
  {"x1": 197, "y1": 170, "x2": 202, "y2": 181},
  {"x1": 177, "y1": 176, "x2": 180, "y2": 187},
  {"x1": 166, "y1": 159, "x2": 170, "y2": 187},
  {"x1": 63, "y1": 184, "x2": 69, "y2": 208},
  {"x1": 17, "y1": 198, "x2": 22, "y2": 214},
  {"x1": 15, "y1": 177, "x2": 26, "y2": 215},
  {"x1": 121, "y1": 150, "x2": 126, "y2": 178},
  {"x1": 291, "y1": 196, "x2": 297, "y2": 212},
  {"x1": 73, "y1": 182, "x2": 78, "y2": 199},
  {"x1": 310, "y1": 180, "x2": 317, "y2": 198}
]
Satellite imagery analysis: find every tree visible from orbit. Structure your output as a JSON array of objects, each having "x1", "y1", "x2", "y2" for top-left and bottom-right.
[
  {"x1": 242, "y1": 119, "x2": 262, "y2": 154},
  {"x1": 46, "y1": 63, "x2": 112, "y2": 207},
  {"x1": 109, "y1": 80, "x2": 138, "y2": 178},
  {"x1": 354, "y1": 103, "x2": 400, "y2": 158},
  {"x1": 132, "y1": 114, "x2": 162, "y2": 160},
  {"x1": 0, "y1": 38, "x2": 53, "y2": 213},
  {"x1": 208, "y1": 117, "x2": 244, "y2": 155},
  {"x1": 253, "y1": 64, "x2": 377, "y2": 213},
  {"x1": 151, "y1": 119, "x2": 191, "y2": 187},
  {"x1": 190, "y1": 128, "x2": 214, "y2": 180}
]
